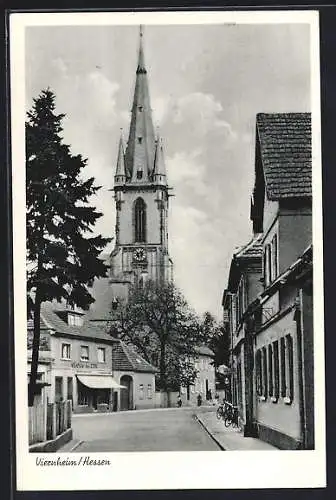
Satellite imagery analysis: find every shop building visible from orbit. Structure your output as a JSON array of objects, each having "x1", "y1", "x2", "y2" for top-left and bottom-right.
[{"x1": 27, "y1": 301, "x2": 124, "y2": 413}]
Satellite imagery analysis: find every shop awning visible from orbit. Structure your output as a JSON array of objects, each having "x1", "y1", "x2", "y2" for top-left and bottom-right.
[{"x1": 77, "y1": 375, "x2": 127, "y2": 390}]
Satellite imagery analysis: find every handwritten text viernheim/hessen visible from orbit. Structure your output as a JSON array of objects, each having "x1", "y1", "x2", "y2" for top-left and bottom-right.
[{"x1": 36, "y1": 456, "x2": 111, "y2": 466}]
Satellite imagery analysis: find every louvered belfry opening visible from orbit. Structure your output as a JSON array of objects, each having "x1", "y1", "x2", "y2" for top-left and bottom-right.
[{"x1": 134, "y1": 197, "x2": 147, "y2": 243}]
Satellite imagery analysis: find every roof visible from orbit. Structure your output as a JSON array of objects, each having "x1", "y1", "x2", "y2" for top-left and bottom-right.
[
  {"x1": 256, "y1": 112, "x2": 312, "y2": 200},
  {"x1": 86, "y1": 277, "x2": 114, "y2": 321},
  {"x1": 226, "y1": 234, "x2": 263, "y2": 293},
  {"x1": 234, "y1": 233, "x2": 263, "y2": 260},
  {"x1": 195, "y1": 345, "x2": 215, "y2": 357},
  {"x1": 112, "y1": 341, "x2": 157, "y2": 373},
  {"x1": 28, "y1": 301, "x2": 116, "y2": 344}
]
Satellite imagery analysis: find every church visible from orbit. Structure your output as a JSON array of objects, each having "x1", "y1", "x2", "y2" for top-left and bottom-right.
[
  {"x1": 85, "y1": 27, "x2": 175, "y2": 410},
  {"x1": 89, "y1": 26, "x2": 173, "y2": 323},
  {"x1": 109, "y1": 26, "x2": 174, "y2": 303}
]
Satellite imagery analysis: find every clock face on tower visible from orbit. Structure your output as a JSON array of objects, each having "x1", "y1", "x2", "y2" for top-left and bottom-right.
[{"x1": 133, "y1": 247, "x2": 146, "y2": 263}]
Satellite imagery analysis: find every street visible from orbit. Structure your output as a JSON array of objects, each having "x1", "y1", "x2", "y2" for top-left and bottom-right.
[{"x1": 71, "y1": 407, "x2": 220, "y2": 452}]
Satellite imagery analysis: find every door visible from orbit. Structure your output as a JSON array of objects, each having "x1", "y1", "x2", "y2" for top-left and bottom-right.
[{"x1": 120, "y1": 375, "x2": 133, "y2": 410}]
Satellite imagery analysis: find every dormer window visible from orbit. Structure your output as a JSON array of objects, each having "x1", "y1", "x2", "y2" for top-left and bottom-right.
[{"x1": 68, "y1": 313, "x2": 83, "y2": 327}]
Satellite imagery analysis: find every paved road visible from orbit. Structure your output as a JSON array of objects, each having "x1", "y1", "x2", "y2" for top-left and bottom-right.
[{"x1": 72, "y1": 407, "x2": 220, "y2": 452}]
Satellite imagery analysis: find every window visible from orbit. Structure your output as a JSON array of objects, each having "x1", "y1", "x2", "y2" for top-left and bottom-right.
[
  {"x1": 61, "y1": 343, "x2": 71, "y2": 360},
  {"x1": 280, "y1": 335, "x2": 294, "y2": 403},
  {"x1": 272, "y1": 234, "x2": 278, "y2": 279},
  {"x1": 67, "y1": 377, "x2": 73, "y2": 403},
  {"x1": 263, "y1": 234, "x2": 278, "y2": 287},
  {"x1": 97, "y1": 347, "x2": 106, "y2": 363},
  {"x1": 134, "y1": 198, "x2": 147, "y2": 242},
  {"x1": 256, "y1": 350, "x2": 262, "y2": 396},
  {"x1": 285, "y1": 335, "x2": 294, "y2": 403},
  {"x1": 80, "y1": 345, "x2": 89, "y2": 361},
  {"x1": 78, "y1": 380, "x2": 89, "y2": 405},
  {"x1": 55, "y1": 376, "x2": 63, "y2": 402},
  {"x1": 273, "y1": 341, "x2": 280, "y2": 401},
  {"x1": 268, "y1": 344, "x2": 273, "y2": 397},
  {"x1": 138, "y1": 137, "x2": 143, "y2": 144},
  {"x1": 68, "y1": 313, "x2": 83, "y2": 327},
  {"x1": 138, "y1": 106, "x2": 143, "y2": 112},
  {"x1": 262, "y1": 347, "x2": 268, "y2": 399},
  {"x1": 191, "y1": 385, "x2": 195, "y2": 393},
  {"x1": 280, "y1": 337, "x2": 286, "y2": 397},
  {"x1": 136, "y1": 168, "x2": 143, "y2": 180},
  {"x1": 237, "y1": 278, "x2": 245, "y2": 322},
  {"x1": 139, "y1": 384, "x2": 144, "y2": 400},
  {"x1": 147, "y1": 384, "x2": 153, "y2": 399}
]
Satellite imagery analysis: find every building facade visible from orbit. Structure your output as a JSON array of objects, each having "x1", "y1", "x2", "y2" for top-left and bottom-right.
[
  {"x1": 112, "y1": 340, "x2": 157, "y2": 410},
  {"x1": 223, "y1": 112, "x2": 314, "y2": 449},
  {"x1": 27, "y1": 301, "x2": 124, "y2": 413},
  {"x1": 180, "y1": 346, "x2": 216, "y2": 406}
]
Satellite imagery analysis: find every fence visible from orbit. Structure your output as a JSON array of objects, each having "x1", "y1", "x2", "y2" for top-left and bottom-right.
[{"x1": 29, "y1": 400, "x2": 72, "y2": 445}]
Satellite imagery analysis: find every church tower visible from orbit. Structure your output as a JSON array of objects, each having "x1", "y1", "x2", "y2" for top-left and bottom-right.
[{"x1": 110, "y1": 26, "x2": 173, "y2": 300}]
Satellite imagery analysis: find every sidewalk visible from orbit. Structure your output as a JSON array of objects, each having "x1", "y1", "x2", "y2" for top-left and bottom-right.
[{"x1": 195, "y1": 410, "x2": 278, "y2": 451}]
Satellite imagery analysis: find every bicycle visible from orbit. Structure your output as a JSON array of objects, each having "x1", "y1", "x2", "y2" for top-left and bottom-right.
[
  {"x1": 224, "y1": 403, "x2": 239, "y2": 428},
  {"x1": 216, "y1": 400, "x2": 231, "y2": 421}
]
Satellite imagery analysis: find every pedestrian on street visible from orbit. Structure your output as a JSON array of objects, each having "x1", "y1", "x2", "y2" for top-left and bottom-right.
[{"x1": 177, "y1": 394, "x2": 182, "y2": 407}]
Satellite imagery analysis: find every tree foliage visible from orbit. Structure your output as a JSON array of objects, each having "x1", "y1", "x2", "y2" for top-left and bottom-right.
[
  {"x1": 199, "y1": 311, "x2": 230, "y2": 367},
  {"x1": 108, "y1": 280, "x2": 204, "y2": 391},
  {"x1": 26, "y1": 89, "x2": 111, "y2": 405}
]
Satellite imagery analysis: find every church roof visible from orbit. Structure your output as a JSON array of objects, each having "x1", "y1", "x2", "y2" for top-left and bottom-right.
[
  {"x1": 112, "y1": 340, "x2": 157, "y2": 373},
  {"x1": 124, "y1": 26, "x2": 156, "y2": 181},
  {"x1": 256, "y1": 112, "x2": 312, "y2": 200}
]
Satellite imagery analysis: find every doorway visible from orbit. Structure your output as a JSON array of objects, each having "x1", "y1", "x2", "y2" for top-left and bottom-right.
[{"x1": 120, "y1": 375, "x2": 133, "y2": 410}]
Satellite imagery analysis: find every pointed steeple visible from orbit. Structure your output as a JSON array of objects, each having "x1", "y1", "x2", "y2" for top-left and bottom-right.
[
  {"x1": 137, "y1": 25, "x2": 146, "y2": 73},
  {"x1": 153, "y1": 136, "x2": 167, "y2": 185},
  {"x1": 125, "y1": 25, "x2": 156, "y2": 182},
  {"x1": 115, "y1": 133, "x2": 126, "y2": 185}
]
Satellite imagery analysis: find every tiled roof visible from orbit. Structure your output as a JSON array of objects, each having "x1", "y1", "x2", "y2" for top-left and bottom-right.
[
  {"x1": 86, "y1": 277, "x2": 114, "y2": 321},
  {"x1": 234, "y1": 233, "x2": 263, "y2": 260},
  {"x1": 112, "y1": 341, "x2": 157, "y2": 373},
  {"x1": 256, "y1": 112, "x2": 311, "y2": 200},
  {"x1": 29, "y1": 301, "x2": 115, "y2": 344}
]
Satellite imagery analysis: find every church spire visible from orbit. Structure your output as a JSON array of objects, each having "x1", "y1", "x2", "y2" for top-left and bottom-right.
[
  {"x1": 125, "y1": 25, "x2": 156, "y2": 182},
  {"x1": 115, "y1": 133, "x2": 126, "y2": 185},
  {"x1": 153, "y1": 136, "x2": 167, "y2": 185}
]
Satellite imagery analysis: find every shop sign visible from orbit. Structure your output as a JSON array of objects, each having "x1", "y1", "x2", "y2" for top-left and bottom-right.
[{"x1": 71, "y1": 361, "x2": 98, "y2": 369}]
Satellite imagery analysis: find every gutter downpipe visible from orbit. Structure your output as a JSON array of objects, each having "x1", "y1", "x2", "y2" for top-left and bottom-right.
[{"x1": 295, "y1": 291, "x2": 306, "y2": 449}]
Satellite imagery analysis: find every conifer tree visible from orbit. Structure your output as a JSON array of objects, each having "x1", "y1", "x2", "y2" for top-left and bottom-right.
[{"x1": 26, "y1": 89, "x2": 111, "y2": 406}]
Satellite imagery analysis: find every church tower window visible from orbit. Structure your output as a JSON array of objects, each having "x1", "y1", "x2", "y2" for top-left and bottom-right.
[
  {"x1": 134, "y1": 197, "x2": 147, "y2": 242},
  {"x1": 137, "y1": 168, "x2": 143, "y2": 180}
]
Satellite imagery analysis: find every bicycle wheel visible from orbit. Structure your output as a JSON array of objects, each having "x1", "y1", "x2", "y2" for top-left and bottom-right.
[{"x1": 224, "y1": 416, "x2": 232, "y2": 427}]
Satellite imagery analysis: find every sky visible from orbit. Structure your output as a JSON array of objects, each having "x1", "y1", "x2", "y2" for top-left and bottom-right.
[{"x1": 25, "y1": 22, "x2": 311, "y2": 318}]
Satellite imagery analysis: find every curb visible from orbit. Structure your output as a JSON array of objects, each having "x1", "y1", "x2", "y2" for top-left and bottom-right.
[
  {"x1": 193, "y1": 414, "x2": 225, "y2": 451},
  {"x1": 68, "y1": 440, "x2": 84, "y2": 452}
]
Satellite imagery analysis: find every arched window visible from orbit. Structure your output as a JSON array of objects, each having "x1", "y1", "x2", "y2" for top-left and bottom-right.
[{"x1": 134, "y1": 197, "x2": 147, "y2": 242}]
